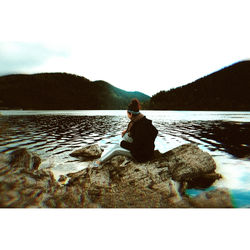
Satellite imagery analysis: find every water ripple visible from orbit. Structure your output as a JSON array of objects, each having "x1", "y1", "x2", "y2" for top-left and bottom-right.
[{"x1": 0, "y1": 113, "x2": 250, "y2": 161}]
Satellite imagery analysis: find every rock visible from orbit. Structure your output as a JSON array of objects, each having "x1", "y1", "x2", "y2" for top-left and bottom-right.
[
  {"x1": 187, "y1": 188, "x2": 233, "y2": 208},
  {"x1": 70, "y1": 144, "x2": 103, "y2": 159},
  {"x1": 9, "y1": 148, "x2": 41, "y2": 171},
  {"x1": 62, "y1": 143, "x2": 224, "y2": 208},
  {"x1": 162, "y1": 143, "x2": 220, "y2": 188},
  {"x1": 0, "y1": 148, "x2": 59, "y2": 208},
  {"x1": 0, "y1": 143, "x2": 232, "y2": 208},
  {"x1": 186, "y1": 172, "x2": 222, "y2": 189}
]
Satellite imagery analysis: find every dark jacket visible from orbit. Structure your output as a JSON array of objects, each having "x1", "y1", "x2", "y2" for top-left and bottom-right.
[{"x1": 120, "y1": 116, "x2": 158, "y2": 162}]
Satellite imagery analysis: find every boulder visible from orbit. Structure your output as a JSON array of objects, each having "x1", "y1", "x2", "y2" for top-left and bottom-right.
[
  {"x1": 70, "y1": 144, "x2": 103, "y2": 159},
  {"x1": 163, "y1": 143, "x2": 218, "y2": 183},
  {"x1": 10, "y1": 148, "x2": 41, "y2": 170},
  {"x1": 0, "y1": 144, "x2": 231, "y2": 208},
  {"x1": 0, "y1": 148, "x2": 59, "y2": 208}
]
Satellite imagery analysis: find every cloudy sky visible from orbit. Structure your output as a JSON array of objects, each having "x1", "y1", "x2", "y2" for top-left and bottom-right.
[{"x1": 1, "y1": 0, "x2": 249, "y2": 96}]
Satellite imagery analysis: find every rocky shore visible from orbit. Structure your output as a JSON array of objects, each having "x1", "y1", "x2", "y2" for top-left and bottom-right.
[{"x1": 0, "y1": 143, "x2": 233, "y2": 208}]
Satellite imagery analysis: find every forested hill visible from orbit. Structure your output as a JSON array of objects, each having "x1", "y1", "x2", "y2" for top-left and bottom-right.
[
  {"x1": 0, "y1": 73, "x2": 150, "y2": 110},
  {"x1": 150, "y1": 60, "x2": 250, "y2": 111}
]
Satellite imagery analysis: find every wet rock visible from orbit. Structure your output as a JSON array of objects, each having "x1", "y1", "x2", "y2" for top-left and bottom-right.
[{"x1": 70, "y1": 144, "x2": 103, "y2": 159}]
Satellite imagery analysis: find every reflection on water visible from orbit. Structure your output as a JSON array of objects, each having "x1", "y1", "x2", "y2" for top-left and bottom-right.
[
  {"x1": 154, "y1": 120, "x2": 250, "y2": 159},
  {"x1": 0, "y1": 110, "x2": 250, "y2": 207}
]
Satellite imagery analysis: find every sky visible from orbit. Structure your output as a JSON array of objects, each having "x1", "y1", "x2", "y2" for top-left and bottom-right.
[{"x1": 1, "y1": 0, "x2": 250, "y2": 96}]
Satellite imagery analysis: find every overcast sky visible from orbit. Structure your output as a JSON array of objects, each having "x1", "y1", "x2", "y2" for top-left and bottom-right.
[{"x1": 1, "y1": 0, "x2": 249, "y2": 96}]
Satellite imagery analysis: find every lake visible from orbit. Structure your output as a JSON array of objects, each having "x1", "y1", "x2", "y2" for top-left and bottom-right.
[{"x1": 1, "y1": 110, "x2": 250, "y2": 207}]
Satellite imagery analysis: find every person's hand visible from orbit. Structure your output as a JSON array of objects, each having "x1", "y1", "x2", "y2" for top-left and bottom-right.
[{"x1": 122, "y1": 130, "x2": 126, "y2": 137}]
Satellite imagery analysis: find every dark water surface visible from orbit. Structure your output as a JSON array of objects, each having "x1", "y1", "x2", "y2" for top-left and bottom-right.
[{"x1": 1, "y1": 110, "x2": 250, "y2": 207}]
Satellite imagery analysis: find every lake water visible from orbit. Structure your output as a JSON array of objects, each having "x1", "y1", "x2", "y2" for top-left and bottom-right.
[{"x1": 1, "y1": 110, "x2": 250, "y2": 207}]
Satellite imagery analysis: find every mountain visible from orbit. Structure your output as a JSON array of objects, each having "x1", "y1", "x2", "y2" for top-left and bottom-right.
[
  {"x1": 0, "y1": 73, "x2": 150, "y2": 110},
  {"x1": 150, "y1": 60, "x2": 250, "y2": 111}
]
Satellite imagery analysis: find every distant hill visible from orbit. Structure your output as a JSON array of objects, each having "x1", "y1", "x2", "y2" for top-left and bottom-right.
[
  {"x1": 150, "y1": 60, "x2": 250, "y2": 111},
  {"x1": 0, "y1": 73, "x2": 150, "y2": 110}
]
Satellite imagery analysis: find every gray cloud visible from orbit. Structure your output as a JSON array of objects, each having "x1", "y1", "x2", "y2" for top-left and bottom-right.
[{"x1": 0, "y1": 42, "x2": 70, "y2": 75}]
